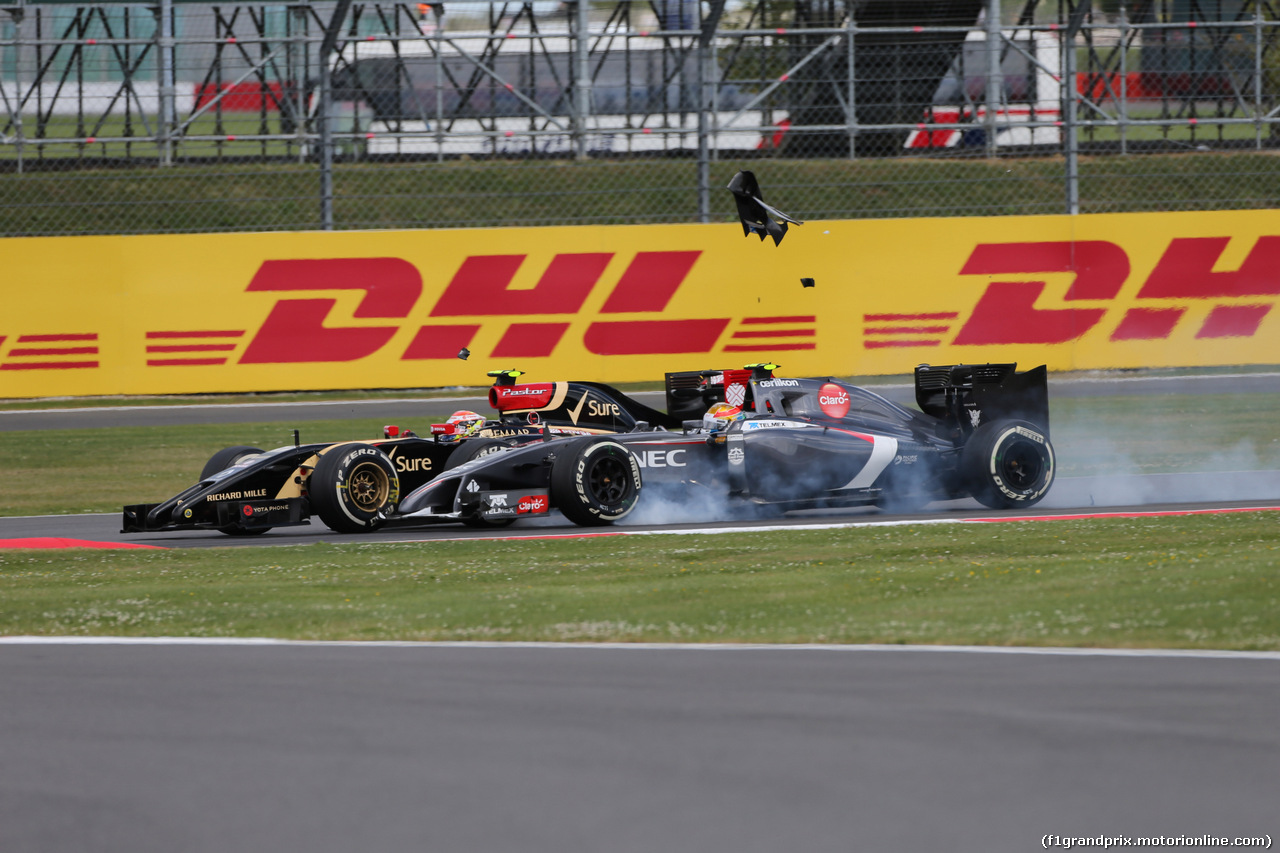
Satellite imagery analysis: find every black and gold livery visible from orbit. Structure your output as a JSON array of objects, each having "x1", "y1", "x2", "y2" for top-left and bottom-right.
[{"x1": 120, "y1": 370, "x2": 680, "y2": 537}]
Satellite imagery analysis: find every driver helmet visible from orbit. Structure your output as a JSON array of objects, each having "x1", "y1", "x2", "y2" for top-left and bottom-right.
[
  {"x1": 702, "y1": 402, "x2": 745, "y2": 432},
  {"x1": 445, "y1": 409, "x2": 486, "y2": 439}
]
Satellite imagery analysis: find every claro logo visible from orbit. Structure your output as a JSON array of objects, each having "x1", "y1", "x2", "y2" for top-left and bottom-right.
[
  {"x1": 862, "y1": 237, "x2": 1279, "y2": 348},
  {"x1": 227, "y1": 252, "x2": 816, "y2": 365}
]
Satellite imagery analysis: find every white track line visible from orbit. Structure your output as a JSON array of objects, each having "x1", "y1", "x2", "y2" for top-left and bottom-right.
[
  {"x1": 394, "y1": 505, "x2": 1280, "y2": 544},
  {"x1": 1, "y1": 636, "x2": 1278, "y2": 659}
]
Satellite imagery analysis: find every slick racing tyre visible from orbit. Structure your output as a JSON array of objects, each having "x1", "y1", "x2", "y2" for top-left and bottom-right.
[
  {"x1": 443, "y1": 438, "x2": 511, "y2": 471},
  {"x1": 200, "y1": 446, "x2": 263, "y2": 480},
  {"x1": 310, "y1": 443, "x2": 400, "y2": 533},
  {"x1": 550, "y1": 437, "x2": 642, "y2": 527},
  {"x1": 444, "y1": 439, "x2": 515, "y2": 528},
  {"x1": 200, "y1": 446, "x2": 270, "y2": 536},
  {"x1": 961, "y1": 419, "x2": 1055, "y2": 510}
]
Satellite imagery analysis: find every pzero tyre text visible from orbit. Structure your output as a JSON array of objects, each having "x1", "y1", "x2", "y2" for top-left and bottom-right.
[
  {"x1": 550, "y1": 437, "x2": 643, "y2": 527},
  {"x1": 310, "y1": 443, "x2": 400, "y2": 533}
]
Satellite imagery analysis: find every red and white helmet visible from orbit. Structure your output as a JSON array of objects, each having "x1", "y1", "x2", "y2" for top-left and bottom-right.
[{"x1": 446, "y1": 409, "x2": 486, "y2": 438}]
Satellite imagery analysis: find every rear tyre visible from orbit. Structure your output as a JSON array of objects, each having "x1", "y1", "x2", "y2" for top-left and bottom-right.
[
  {"x1": 200, "y1": 446, "x2": 271, "y2": 535},
  {"x1": 200, "y1": 445, "x2": 263, "y2": 480},
  {"x1": 961, "y1": 419, "x2": 1054, "y2": 510},
  {"x1": 550, "y1": 438, "x2": 642, "y2": 527},
  {"x1": 310, "y1": 443, "x2": 400, "y2": 533},
  {"x1": 447, "y1": 439, "x2": 516, "y2": 528}
]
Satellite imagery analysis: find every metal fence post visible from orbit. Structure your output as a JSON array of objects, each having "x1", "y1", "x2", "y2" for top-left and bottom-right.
[
  {"x1": 696, "y1": 33, "x2": 710, "y2": 223},
  {"x1": 1119, "y1": 2, "x2": 1128, "y2": 156},
  {"x1": 318, "y1": 0, "x2": 354, "y2": 231},
  {"x1": 1063, "y1": 0, "x2": 1091, "y2": 215},
  {"x1": 847, "y1": 5, "x2": 857, "y2": 159},
  {"x1": 11, "y1": 1, "x2": 25, "y2": 174},
  {"x1": 984, "y1": 0, "x2": 1002, "y2": 157},
  {"x1": 157, "y1": 0, "x2": 175, "y2": 167},
  {"x1": 1255, "y1": 3, "x2": 1264, "y2": 150},
  {"x1": 697, "y1": 0, "x2": 727, "y2": 223},
  {"x1": 573, "y1": 0, "x2": 590, "y2": 161}
]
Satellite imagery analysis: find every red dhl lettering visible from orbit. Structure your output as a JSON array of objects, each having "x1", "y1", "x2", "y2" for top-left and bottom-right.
[
  {"x1": 234, "y1": 250, "x2": 725, "y2": 364},
  {"x1": 239, "y1": 258, "x2": 422, "y2": 364},
  {"x1": 149, "y1": 235, "x2": 1278, "y2": 370},
  {"x1": 945, "y1": 237, "x2": 1277, "y2": 347}
]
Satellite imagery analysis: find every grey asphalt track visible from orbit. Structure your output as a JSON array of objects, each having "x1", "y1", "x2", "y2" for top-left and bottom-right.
[
  {"x1": 2, "y1": 481, "x2": 1280, "y2": 549},
  {"x1": 2, "y1": 371, "x2": 1278, "y2": 852},
  {"x1": 1, "y1": 642, "x2": 1277, "y2": 853},
  {"x1": 4, "y1": 371, "x2": 1280, "y2": 431}
]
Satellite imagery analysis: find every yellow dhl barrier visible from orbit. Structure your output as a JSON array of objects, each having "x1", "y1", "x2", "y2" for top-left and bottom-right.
[{"x1": 1, "y1": 208, "x2": 1277, "y2": 399}]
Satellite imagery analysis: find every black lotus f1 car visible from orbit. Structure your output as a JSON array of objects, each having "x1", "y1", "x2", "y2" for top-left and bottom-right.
[
  {"x1": 120, "y1": 369, "x2": 659, "y2": 537},
  {"x1": 394, "y1": 362, "x2": 1055, "y2": 527}
]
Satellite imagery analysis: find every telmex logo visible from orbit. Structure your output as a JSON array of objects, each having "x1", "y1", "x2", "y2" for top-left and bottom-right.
[
  {"x1": 864, "y1": 237, "x2": 1279, "y2": 348},
  {"x1": 227, "y1": 252, "x2": 816, "y2": 365}
]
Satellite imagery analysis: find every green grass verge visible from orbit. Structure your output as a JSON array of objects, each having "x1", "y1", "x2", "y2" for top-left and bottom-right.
[
  {"x1": 3, "y1": 151, "x2": 1279, "y2": 235},
  {"x1": 4, "y1": 391, "x2": 1278, "y2": 517},
  {"x1": 2, "y1": 514, "x2": 1277, "y2": 648}
]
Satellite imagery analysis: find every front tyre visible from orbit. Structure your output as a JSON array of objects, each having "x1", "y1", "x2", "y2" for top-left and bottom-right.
[
  {"x1": 550, "y1": 438, "x2": 642, "y2": 527},
  {"x1": 310, "y1": 443, "x2": 400, "y2": 533},
  {"x1": 200, "y1": 445, "x2": 263, "y2": 480},
  {"x1": 447, "y1": 439, "x2": 516, "y2": 528},
  {"x1": 200, "y1": 446, "x2": 270, "y2": 535},
  {"x1": 962, "y1": 420, "x2": 1054, "y2": 510},
  {"x1": 444, "y1": 438, "x2": 511, "y2": 471}
]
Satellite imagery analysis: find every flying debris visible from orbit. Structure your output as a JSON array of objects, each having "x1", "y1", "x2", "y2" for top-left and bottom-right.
[
  {"x1": 457, "y1": 347, "x2": 470, "y2": 361},
  {"x1": 727, "y1": 170, "x2": 803, "y2": 246},
  {"x1": 800, "y1": 277, "x2": 815, "y2": 288}
]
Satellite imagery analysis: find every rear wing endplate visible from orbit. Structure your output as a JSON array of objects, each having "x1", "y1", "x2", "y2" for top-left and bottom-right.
[{"x1": 914, "y1": 363, "x2": 1049, "y2": 436}]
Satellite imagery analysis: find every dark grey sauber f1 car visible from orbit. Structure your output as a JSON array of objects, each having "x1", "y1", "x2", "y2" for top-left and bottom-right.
[{"x1": 394, "y1": 362, "x2": 1055, "y2": 527}]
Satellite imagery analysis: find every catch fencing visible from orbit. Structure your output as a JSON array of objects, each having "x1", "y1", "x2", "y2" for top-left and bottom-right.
[{"x1": 0, "y1": 0, "x2": 1277, "y2": 236}]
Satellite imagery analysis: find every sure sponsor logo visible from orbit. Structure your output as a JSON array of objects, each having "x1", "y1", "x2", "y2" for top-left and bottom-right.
[
  {"x1": 588, "y1": 400, "x2": 621, "y2": 418},
  {"x1": 393, "y1": 455, "x2": 433, "y2": 473}
]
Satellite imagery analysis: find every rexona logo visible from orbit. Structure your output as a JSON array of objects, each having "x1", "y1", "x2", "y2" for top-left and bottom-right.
[
  {"x1": 818, "y1": 383, "x2": 850, "y2": 419},
  {"x1": 863, "y1": 237, "x2": 1279, "y2": 348},
  {"x1": 227, "y1": 251, "x2": 816, "y2": 365}
]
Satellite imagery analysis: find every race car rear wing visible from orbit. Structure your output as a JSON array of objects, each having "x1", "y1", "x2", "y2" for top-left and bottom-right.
[
  {"x1": 664, "y1": 366, "x2": 770, "y2": 422},
  {"x1": 913, "y1": 363, "x2": 1049, "y2": 436}
]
